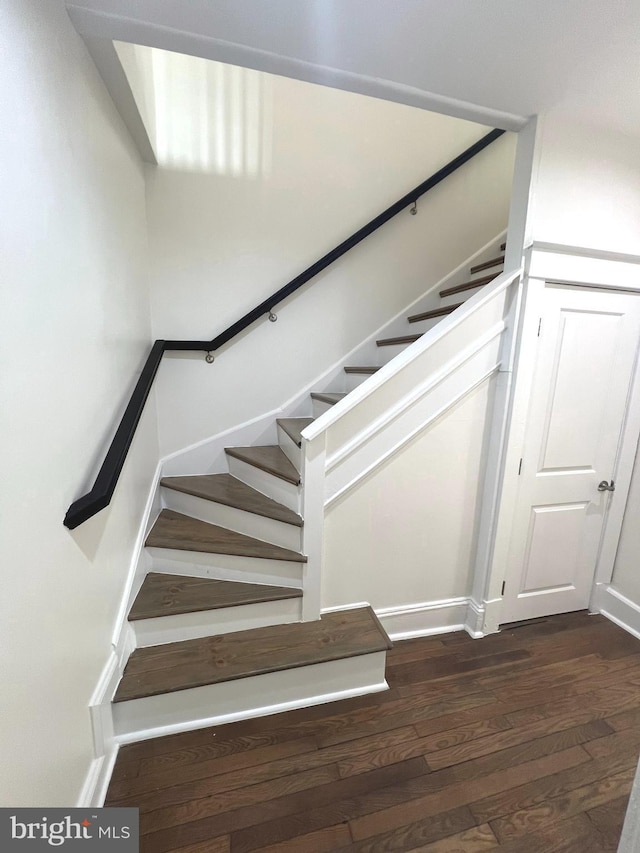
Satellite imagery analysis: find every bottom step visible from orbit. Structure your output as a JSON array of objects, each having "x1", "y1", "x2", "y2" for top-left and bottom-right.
[{"x1": 112, "y1": 607, "x2": 392, "y2": 741}]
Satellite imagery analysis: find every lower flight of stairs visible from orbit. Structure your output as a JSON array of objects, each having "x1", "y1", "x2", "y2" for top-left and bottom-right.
[{"x1": 111, "y1": 245, "x2": 505, "y2": 741}]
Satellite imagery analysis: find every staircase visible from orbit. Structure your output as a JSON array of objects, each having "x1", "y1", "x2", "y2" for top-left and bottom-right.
[{"x1": 110, "y1": 244, "x2": 506, "y2": 742}]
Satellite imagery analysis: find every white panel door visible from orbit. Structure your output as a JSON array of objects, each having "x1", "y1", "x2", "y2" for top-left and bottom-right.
[{"x1": 502, "y1": 284, "x2": 640, "y2": 623}]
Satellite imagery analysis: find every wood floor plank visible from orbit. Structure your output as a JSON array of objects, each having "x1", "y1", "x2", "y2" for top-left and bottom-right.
[
  {"x1": 488, "y1": 814, "x2": 597, "y2": 853},
  {"x1": 344, "y1": 806, "x2": 477, "y2": 853},
  {"x1": 253, "y1": 824, "x2": 352, "y2": 853},
  {"x1": 586, "y1": 796, "x2": 630, "y2": 851},
  {"x1": 314, "y1": 691, "x2": 499, "y2": 749},
  {"x1": 583, "y1": 725, "x2": 640, "y2": 758},
  {"x1": 105, "y1": 613, "x2": 640, "y2": 853},
  {"x1": 405, "y1": 823, "x2": 498, "y2": 852},
  {"x1": 111, "y1": 726, "x2": 417, "y2": 811},
  {"x1": 171, "y1": 838, "x2": 230, "y2": 853},
  {"x1": 337, "y1": 715, "x2": 513, "y2": 778},
  {"x1": 489, "y1": 766, "x2": 635, "y2": 842},
  {"x1": 606, "y1": 704, "x2": 640, "y2": 731},
  {"x1": 481, "y1": 652, "x2": 637, "y2": 697},
  {"x1": 387, "y1": 649, "x2": 531, "y2": 687},
  {"x1": 469, "y1": 748, "x2": 636, "y2": 824},
  {"x1": 136, "y1": 686, "x2": 481, "y2": 781},
  {"x1": 348, "y1": 745, "x2": 589, "y2": 841},
  {"x1": 134, "y1": 766, "x2": 340, "y2": 853},
  {"x1": 425, "y1": 713, "x2": 613, "y2": 771},
  {"x1": 224, "y1": 759, "x2": 429, "y2": 853},
  {"x1": 504, "y1": 681, "x2": 640, "y2": 728},
  {"x1": 110, "y1": 738, "x2": 318, "y2": 801}
]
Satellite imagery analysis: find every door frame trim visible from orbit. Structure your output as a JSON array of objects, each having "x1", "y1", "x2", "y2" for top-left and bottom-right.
[{"x1": 479, "y1": 242, "x2": 640, "y2": 632}]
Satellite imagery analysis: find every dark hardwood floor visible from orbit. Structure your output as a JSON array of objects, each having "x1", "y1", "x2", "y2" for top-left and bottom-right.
[{"x1": 106, "y1": 611, "x2": 640, "y2": 852}]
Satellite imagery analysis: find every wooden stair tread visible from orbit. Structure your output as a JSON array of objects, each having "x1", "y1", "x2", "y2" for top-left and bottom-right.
[
  {"x1": 408, "y1": 302, "x2": 462, "y2": 323},
  {"x1": 470, "y1": 254, "x2": 504, "y2": 274},
  {"x1": 225, "y1": 445, "x2": 300, "y2": 485},
  {"x1": 439, "y1": 273, "x2": 496, "y2": 299},
  {"x1": 128, "y1": 573, "x2": 302, "y2": 621},
  {"x1": 160, "y1": 473, "x2": 302, "y2": 527},
  {"x1": 310, "y1": 392, "x2": 347, "y2": 405},
  {"x1": 146, "y1": 510, "x2": 307, "y2": 562},
  {"x1": 377, "y1": 333, "x2": 422, "y2": 347},
  {"x1": 276, "y1": 417, "x2": 314, "y2": 447},
  {"x1": 500, "y1": 241, "x2": 506, "y2": 250},
  {"x1": 114, "y1": 607, "x2": 392, "y2": 702},
  {"x1": 344, "y1": 366, "x2": 380, "y2": 374}
]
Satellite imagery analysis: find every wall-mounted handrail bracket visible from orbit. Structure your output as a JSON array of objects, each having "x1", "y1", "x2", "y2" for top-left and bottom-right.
[{"x1": 64, "y1": 128, "x2": 506, "y2": 529}]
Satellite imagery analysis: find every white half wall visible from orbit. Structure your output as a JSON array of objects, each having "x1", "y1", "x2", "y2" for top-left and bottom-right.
[
  {"x1": 321, "y1": 376, "x2": 496, "y2": 611},
  {"x1": 0, "y1": 0, "x2": 157, "y2": 806},
  {"x1": 142, "y1": 57, "x2": 516, "y2": 457}
]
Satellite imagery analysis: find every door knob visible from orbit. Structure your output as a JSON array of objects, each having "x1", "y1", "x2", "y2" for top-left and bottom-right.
[{"x1": 597, "y1": 480, "x2": 615, "y2": 492}]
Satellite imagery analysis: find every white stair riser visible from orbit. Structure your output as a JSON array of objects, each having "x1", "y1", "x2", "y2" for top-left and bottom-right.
[
  {"x1": 148, "y1": 548, "x2": 304, "y2": 588},
  {"x1": 312, "y1": 398, "x2": 339, "y2": 417},
  {"x1": 226, "y1": 456, "x2": 301, "y2": 513},
  {"x1": 161, "y1": 488, "x2": 302, "y2": 552},
  {"x1": 439, "y1": 288, "x2": 483, "y2": 308},
  {"x1": 112, "y1": 651, "x2": 388, "y2": 740},
  {"x1": 344, "y1": 372, "x2": 378, "y2": 392},
  {"x1": 376, "y1": 342, "x2": 415, "y2": 364},
  {"x1": 131, "y1": 597, "x2": 302, "y2": 648},
  {"x1": 277, "y1": 425, "x2": 302, "y2": 473}
]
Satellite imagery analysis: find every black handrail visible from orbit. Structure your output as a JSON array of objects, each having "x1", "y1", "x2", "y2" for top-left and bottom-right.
[{"x1": 63, "y1": 128, "x2": 505, "y2": 528}]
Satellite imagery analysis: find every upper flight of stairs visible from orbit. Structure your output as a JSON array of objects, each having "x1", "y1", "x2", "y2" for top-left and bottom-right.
[{"x1": 110, "y1": 244, "x2": 505, "y2": 741}]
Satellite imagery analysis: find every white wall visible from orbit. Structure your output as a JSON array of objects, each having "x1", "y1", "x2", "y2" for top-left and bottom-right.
[
  {"x1": 0, "y1": 0, "x2": 157, "y2": 805},
  {"x1": 322, "y1": 377, "x2": 496, "y2": 609},
  {"x1": 141, "y1": 54, "x2": 516, "y2": 456},
  {"x1": 531, "y1": 110, "x2": 640, "y2": 255}
]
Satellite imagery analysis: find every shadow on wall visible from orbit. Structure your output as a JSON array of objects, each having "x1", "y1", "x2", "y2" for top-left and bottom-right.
[{"x1": 115, "y1": 42, "x2": 273, "y2": 177}]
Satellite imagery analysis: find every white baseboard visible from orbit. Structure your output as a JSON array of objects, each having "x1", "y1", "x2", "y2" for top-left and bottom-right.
[
  {"x1": 375, "y1": 598, "x2": 469, "y2": 641},
  {"x1": 595, "y1": 584, "x2": 640, "y2": 641},
  {"x1": 76, "y1": 745, "x2": 119, "y2": 807},
  {"x1": 465, "y1": 598, "x2": 486, "y2": 638}
]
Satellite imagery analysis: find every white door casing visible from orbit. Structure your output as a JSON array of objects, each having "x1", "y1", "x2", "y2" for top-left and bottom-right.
[{"x1": 501, "y1": 283, "x2": 640, "y2": 624}]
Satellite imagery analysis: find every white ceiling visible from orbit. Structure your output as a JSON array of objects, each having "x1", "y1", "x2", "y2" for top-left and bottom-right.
[{"x1": 67, "y1": 0, "x2": 640, "y2": 136}]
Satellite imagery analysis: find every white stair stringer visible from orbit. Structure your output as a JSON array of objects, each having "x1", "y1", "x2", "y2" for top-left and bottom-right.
[
  {"x1": 147, "y1": 548, "x2": 305, "y2": 588},
  {"x1": 131, "y1": 595, "x2": 303, "y2": 648},
  {"x1": 161, "y1": 486, "x2": 302, "y2": 552},
  {"x1": 112, "y1": 651, "x2": 388, "y2": 742}
]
